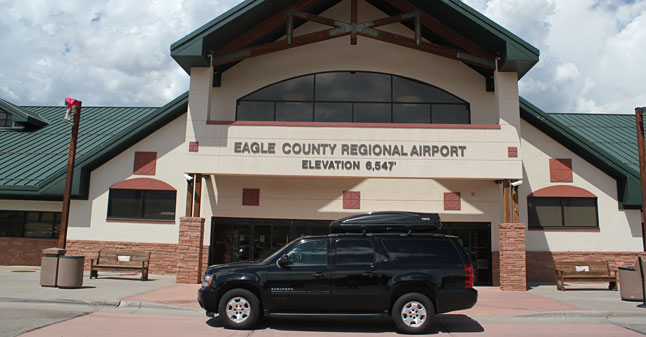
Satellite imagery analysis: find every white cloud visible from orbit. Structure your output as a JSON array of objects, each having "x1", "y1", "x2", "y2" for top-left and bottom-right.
[
  {"x1": 0, "y1": 0, "x2": 239, "y2": 106},
  {"x1": 0, "y1": 0, "x2": 644, "y2": 115},
  {"x1": 554, "y1": 63, "x2": 580, "y2": 83},
  {"x1": 464, "y1": 0, "x2": 646, "y2": 114}
]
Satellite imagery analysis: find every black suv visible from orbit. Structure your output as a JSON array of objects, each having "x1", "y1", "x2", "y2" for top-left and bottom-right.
[{"x1": 198, "y1": 212, "x2": 477, "y2": 334}]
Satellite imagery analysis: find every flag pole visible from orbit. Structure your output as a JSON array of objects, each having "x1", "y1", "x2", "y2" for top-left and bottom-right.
[{"x1": 58, "y1": 100, "x2": 82, "y2": 249}]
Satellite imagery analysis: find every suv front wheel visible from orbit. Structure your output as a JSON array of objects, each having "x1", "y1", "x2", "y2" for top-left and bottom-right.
[
  {"x1": 218, "y1": 289, "x2": 261, "y2": 329},
  {"x1": 392, "y1": 293, "x2": 435, "y2": 334}
]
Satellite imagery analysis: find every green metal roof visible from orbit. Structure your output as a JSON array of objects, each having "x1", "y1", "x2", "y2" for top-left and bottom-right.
[
  {"x1": 171, "y1": 0, "x2": 539, "y2": 78},
  {"x1": 0, "y1": 98, "x2": 48, "y2": 128},
  {"x1": 549, "y1": 113, "x2": 640, "y2": 175},
  {"x1": 520, "y1": 98, "x2": 641, "y2": 209},
  {"x1": 0, "y1": 93, "x2": 188, "y2": 200}
]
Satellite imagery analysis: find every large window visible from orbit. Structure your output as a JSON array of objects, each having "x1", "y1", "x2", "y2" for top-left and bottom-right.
[
  {"x1": 107, "y1": 189, "x2": 176, "y2": 221},
  {"x1": 236, "y1": 71, "x2": 470, "y2": 124},
  {"x1": 528, "y1": 197, "x2": 598, "y2": 229},
  {"x1": 0, "y1": 211, "x2": 61, "y2": 238}
]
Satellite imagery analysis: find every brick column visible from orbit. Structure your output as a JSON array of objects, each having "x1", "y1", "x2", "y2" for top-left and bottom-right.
[
  {"x1": 498, "y1": 223, "x2": 526, "y2": 291},
  {"x1": 176, "y1": 217, "x2": 205, "y2": 284}
]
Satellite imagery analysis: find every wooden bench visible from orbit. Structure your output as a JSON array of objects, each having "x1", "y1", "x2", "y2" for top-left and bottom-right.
[
  {"x1": 90, "y1": 250, "x2": 150, "y2": 281},
  {"x1": 555, "y1": 261, "x2": 617, "y2": 291}
]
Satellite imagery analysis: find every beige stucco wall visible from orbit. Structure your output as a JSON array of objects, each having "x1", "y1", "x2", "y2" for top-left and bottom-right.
[
  {"x1": 184, "y1": 0, "x2": 523, "y2": 181},
  {"x1": 519, "y1": 120, "x2": 643, "y2": 252},
  {"x1": 66, "y1": 114, "x2": 189, "y2": 244},
  {"x1": 200, "y1": 175, "x2": 503, "y2": 250}
]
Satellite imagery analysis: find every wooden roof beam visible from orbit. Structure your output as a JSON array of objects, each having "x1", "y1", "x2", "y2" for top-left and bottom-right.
[
  {"x1": 213, "y1": 0, "x2": 327, "y2": 57},
  {"x1": 359, "y1": 28, "x2": 495, "y2": 69},
  {"x1": 213, "y1": 28, "x2": 350, "y2": 67},
  {"x1": 388, "y1": 0, "x2": 494, "y2": 60}
]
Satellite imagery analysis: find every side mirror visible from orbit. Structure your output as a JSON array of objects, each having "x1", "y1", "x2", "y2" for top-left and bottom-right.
[{"x1": 278, "y1": 254, "x2": 292, "y2": 267}]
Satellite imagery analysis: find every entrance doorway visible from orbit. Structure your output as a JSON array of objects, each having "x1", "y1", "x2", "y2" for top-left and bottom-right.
[
  {"x1": 210, "y1": 217, "x2": 492, "y2": 285},
  {"x1": 440, "y1": 222, "x2": 492, "y2": 285},
  {"x1": 210, "y1": 217, "x2": 330, "y2": 265}
]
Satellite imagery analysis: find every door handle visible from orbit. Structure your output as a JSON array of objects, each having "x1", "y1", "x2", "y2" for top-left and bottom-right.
[{"x1": 313, "y1": 272, "x2": 328, "y2": 279}]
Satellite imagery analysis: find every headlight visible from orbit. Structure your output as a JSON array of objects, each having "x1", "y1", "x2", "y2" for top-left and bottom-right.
[{"x1": 202, "y1": 274, "x2": 213, "y2": 287}]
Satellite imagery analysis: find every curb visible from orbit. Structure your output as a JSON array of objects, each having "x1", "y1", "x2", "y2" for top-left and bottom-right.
[
  {"x1": 0, "y1": 297, "x2": 200, "y2": 312},
  {"x1": 510, "y1": 310, "x2": 646, "y2": 320}
]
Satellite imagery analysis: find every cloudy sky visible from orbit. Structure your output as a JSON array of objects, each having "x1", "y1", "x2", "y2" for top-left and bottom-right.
[{"x1": 0, "y1": 0, "x2": 644, "y2": 114}]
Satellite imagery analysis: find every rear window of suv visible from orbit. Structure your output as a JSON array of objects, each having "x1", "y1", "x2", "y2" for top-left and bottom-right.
[{"x1": 381, "y1": 238, "x2": 462, "y2": 265}]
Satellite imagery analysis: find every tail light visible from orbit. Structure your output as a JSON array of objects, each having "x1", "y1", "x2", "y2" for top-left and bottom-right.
[{"x1": 464, "y1": 264, "x2": 474, "y2": 288}]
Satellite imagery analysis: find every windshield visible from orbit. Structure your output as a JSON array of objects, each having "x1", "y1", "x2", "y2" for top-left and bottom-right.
[{"x1": 261, "y1": 237, "x2": 301, "y2": 263}]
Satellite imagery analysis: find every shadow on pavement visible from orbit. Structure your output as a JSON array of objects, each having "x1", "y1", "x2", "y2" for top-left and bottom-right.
[{"x1": 206, "y1": 314, "x2": 484, "y2": 334}]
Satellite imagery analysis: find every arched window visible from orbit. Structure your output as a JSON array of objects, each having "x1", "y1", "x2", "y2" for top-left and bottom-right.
[
  {"x1": 107, "y1": 178, "x2": 176, "y2": 222},
  {"x1": 527, "y1": 186, "x2": 598, "y2": 229},
  {"x1": 236, "y1": 71, "x2": 470, "y2": 124}
]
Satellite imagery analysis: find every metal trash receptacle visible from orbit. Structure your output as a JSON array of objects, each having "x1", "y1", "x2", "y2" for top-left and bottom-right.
[
  {"x1": 56, "y1": 256, "x2": 85, "y2": 289},
  {"x1": 40, "y1": 248, "x2": 66, "y2": 287},
  {"x1": 619, "y1": 266, "x2": 643, "y2": 301}
]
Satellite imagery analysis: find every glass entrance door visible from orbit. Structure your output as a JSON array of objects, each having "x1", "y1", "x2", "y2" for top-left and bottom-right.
[
  {"x1": 210, "y1": 217, "x2": 330, "y2": 265},
  {"x1": 440, "y1": 222, "x2": 492, "y2": 285}
]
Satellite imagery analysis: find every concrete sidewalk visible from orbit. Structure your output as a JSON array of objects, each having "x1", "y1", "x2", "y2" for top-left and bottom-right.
[{"x1": 2, "y1": 265, "x2": 646, "y2": 334}]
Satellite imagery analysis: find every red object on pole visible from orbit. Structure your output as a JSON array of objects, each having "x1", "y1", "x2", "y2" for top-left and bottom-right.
[
  {"x1": 635, "y1": 107, "x2": 646, "y2": 252},
  {"x1": 58, "y1": 99, "x2": 82, "y2": 249}
]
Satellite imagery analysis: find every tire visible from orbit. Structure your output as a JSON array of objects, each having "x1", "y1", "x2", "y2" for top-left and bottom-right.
[
  {"x1": 218, "y1": 289, "x2": 261, "y2": 330},
  {"x1": 392, "y1": 292, "x2": 435, "y2": 334}
]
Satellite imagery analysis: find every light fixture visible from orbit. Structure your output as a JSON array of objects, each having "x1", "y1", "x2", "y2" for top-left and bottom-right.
[{"x1": 510, "y1": 180, "x2": 523, "y2": 187}]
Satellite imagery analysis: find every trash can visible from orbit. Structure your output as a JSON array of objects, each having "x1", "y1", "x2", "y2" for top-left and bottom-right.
[
  {"x1": 619, "y1": 266, "x2": 643, "y2": 301},
  {"x1": 56, "y1": 256, "x2": 85, "y2": 289},
  {"x1": 40, "y1": 248, "x2": 66, "y2": 287}
]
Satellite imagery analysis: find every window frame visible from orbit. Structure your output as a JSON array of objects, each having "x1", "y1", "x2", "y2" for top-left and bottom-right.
[
  {"x1": 0, "y1": 210, "x2": 61, "y2": 238},
  {"x1": 106, "y1": 188, "x2": 177, "y2": 223},
  {"x1": 527, "y1": 196, "x2": 599, "y2": 230},
  {"x1": 235, "y1": 71, "x2": 471, "y2": 125}
]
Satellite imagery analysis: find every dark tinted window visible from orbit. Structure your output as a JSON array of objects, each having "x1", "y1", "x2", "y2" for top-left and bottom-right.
[
  {"x1": 335, "y1": 239, "x2": 374, "y2": 266},
  {"x1": 393, "y1": 104, "x2": 430, "y2": 123},
  {"x1": 432, "y1": 104, "x2": 470, "y2": 124},
  {"x1": 528, "y1": 197, "x2": 598, "y2": 228},
  {"x1": 236, "y1": 72, "x2": 469, "y2": 125},
  {"x1": 244, "y1": 75, "x2": 313, "y2": 101},
  {"x1": 0, "y1": 111, "x2": 12, "y2": 127},
  {"x1": 393, "y1": 76, "x2": 461, "y2": 104},
  {"x1": 354, "y1": 103, "x2": 391, "y2": 123},
  {"x1": 275, "y1": 102, "x2": 313, "y2": 121},
  {"x1": 0, "y1": 210, "x2": 60, "y2": 238},
  {"x1": 286, "y1": 239, "x2": 327, "y2": 266},
  {"x1": 237, "y1": 101, "x2": 274, "y2": 121},
  {"x1": 315, "y1": 72, "x2": 390, "y2": 102},
  {"x1": 382, "y1": 238, "x2": 462, "y2": 265},
  {"x1": 315, "y1": 103, "x2": 352, "y2": 122},
  {"x1": 108, "y1": 189, "x2": 176, "y2": 221}
]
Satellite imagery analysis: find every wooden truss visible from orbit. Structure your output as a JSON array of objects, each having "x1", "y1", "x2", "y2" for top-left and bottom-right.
[{"x1": 211, "y1": 0, "x2": 495, "y2": 69}]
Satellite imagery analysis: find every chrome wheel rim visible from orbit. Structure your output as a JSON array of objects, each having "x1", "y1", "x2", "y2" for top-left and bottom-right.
[
  {"x1": 401, "y1": 300, "x2": 427, "y2": 328},
  {"x1": 225, "y1": 297, "x2": 251, "y2": 323}
]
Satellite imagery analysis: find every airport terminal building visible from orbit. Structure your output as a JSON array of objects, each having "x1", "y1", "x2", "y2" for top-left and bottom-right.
[{"x1": 1, "y1": 0, "x2": 645, "y2": 288}]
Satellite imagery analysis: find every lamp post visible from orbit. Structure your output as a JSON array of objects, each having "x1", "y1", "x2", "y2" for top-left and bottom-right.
[
  {"x1": 635, "y1": 107, "x2": 646, "y2": 252},
  {"x1": 58, "y1": 100, "x2": 82, "y2": 249}
]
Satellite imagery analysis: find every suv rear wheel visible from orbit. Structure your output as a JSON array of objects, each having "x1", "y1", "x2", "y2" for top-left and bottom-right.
[
  {"x1": 392, "y1": 293, "x2": 435, "y2": 334},
  {"x1": 218, "y1": 289, "x2": 261, "y2": 329}
]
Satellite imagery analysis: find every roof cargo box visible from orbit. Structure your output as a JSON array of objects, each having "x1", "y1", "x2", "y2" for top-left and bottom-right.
[{"x1": 329, "y1": 212, "x2": 441, "y2": 233}]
